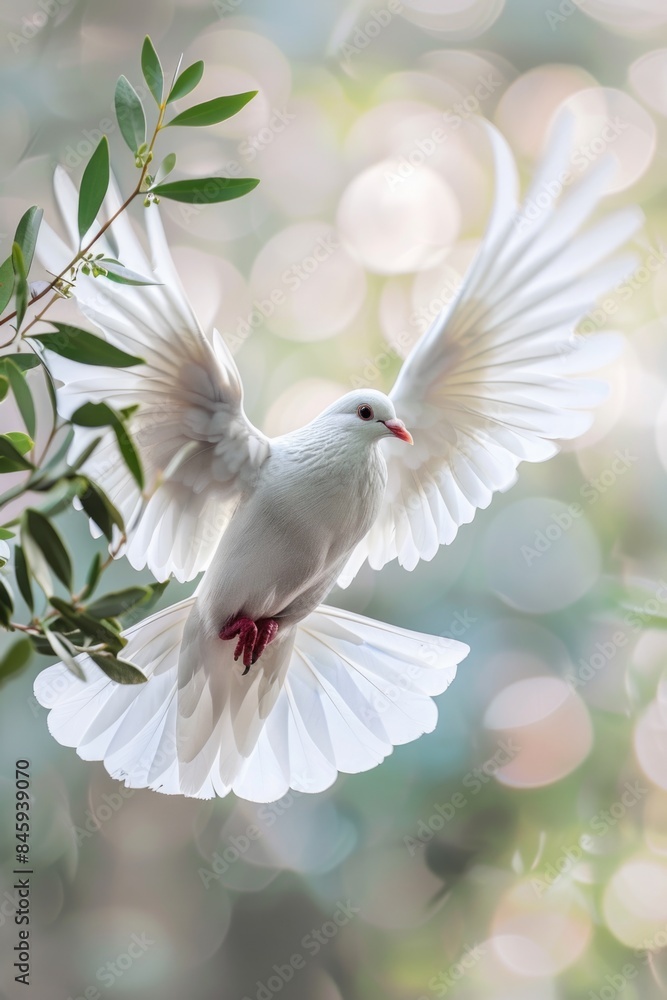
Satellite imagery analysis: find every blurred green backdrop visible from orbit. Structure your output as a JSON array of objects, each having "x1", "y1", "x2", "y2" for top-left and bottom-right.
[{"x1": 2, "y1": 0, "x2": 667, "y2": 998}]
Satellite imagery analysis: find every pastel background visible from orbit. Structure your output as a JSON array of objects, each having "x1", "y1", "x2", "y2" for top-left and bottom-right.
[{"x1": 1, "y1": 0, "x2": 667, "y2": 998}]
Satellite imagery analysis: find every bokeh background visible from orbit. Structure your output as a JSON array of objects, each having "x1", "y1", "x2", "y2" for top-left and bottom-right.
[{"x1": 1, "y1": 0, "x2": 667, "y2": 997}]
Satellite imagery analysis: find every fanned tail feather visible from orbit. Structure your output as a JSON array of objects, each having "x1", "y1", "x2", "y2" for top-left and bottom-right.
[{"x1": 34, "y1": 601, "x2": 467, "y2": 802}]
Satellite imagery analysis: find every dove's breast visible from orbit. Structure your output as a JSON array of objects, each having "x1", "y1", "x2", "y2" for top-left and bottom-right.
[{"x1": 196, "y1": 438, "x2": 387, "y2": 634}]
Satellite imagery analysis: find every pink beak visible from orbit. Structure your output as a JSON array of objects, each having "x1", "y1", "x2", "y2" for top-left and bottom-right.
[{"x1": 383, "y1": 418, "x2": 413, "y2": 445}]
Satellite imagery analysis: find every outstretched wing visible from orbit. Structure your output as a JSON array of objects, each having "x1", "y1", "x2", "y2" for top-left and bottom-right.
[
  {"x1": 338, "y1": 114, "x2": 642, "y2": 586},
  {"x1": 37, "y1": 169, "x2": 269, "y2": 582}
]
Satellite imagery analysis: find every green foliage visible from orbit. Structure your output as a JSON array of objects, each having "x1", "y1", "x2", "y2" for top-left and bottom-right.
[
  {"x1": 14, "y1": 207, "x2": 43, "y2": 274},
  {"x1": 150, "y1": 177, "x2": 260, "y2": 203},
  {"x1": 5, "y1": 360, "x2": 36, "y2": 437},
  {"x1": 167, "y1": 60, "x2": 204, "y2": 103},
  {"x1": 114, "y1": 75, "x2": 147, "y2": 154},
  {"x1": 0, "y1": 433, "x2": 34, "y2": 473},
  {"x1": 141, "y1": 35, "x2": 163, "y2": 106},
  {"x1": 90, "y1": 652, "x2": 147, "y2": 684},
  {"x1": 23, "y1": 509, "x2": 72, "y2": 591},
  {"x1": 0, "y1": 35, "x2": 255, "y2": 689},
  {"x1": 33, "y1": 324, "x2": 144, "y2": 367},
  {"x1": 78, "y1": 480, "x2": 124, "y2": 543},
  {"x1": 153, "y1": 153, "x2": 176, "y2": 186},
  {"x1": 166, "y1": 91, "x2": 257, "y2": 127},
  {"x1": 0, "y1": 638, "x2": 32, "y2": 686},
  {"x1": 11, "y1": 243, "x2": 28, "y2": 332},
  {"x1": 0, "y1": 256, "x2": 14, "y2": 315},
  {"x1": 71, "y1": 402, "x2": 144, "y2": 490},
  {"x1": 78, "y1": 136, "x2": 110, "y2": 240}
]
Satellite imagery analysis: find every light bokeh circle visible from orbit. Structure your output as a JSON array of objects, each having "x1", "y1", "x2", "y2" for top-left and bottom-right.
[
  {"x1": 483, "y1": 676, "x2": 593, "y2": 787},
  {"x1": 483, "y1": 497, "x2": 601, "y2": 613},
  {"x1": 337, "y1": 160, "x2": 460, "y2": 274}
]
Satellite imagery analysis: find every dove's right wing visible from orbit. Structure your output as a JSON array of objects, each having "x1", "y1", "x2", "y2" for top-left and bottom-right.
[
  {"x1": 37, "y1": 170, "x2": 269, "y2": 582},
  {"x1": 338, "y1": 114, "x2": 642, "y2": 587}
]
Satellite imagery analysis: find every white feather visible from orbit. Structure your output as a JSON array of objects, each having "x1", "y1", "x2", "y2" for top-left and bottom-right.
[
  {"x1": 34, "y1": 600, "x2": 467, "y2": 802},
  {"x1": 36, "y1": 174, "x2": 269, "y2": 583},
  {"x1": 338, "y1": 114, "x2": 642, "y2": 585}
]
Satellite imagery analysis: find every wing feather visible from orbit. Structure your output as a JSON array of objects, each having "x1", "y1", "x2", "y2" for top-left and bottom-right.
[
  {"x1": 339, "y1": 114, "x2": 642, "y2": 585},
  {"x1": 37, "y1": 170, "x2": 269, "y2": 582}
]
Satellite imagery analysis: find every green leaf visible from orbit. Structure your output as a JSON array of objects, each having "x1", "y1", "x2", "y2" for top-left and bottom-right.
[
  {"x1": 141, "y1": 579, "x2": 169, "y2": 614},
  {"x1": 14, "y1": 206, "x2": 44, "y2": 274},
  {"x1": 0, "y1": 256, "x2": 14, "y2": 315},
  {"x1": 78, "y1": 136, "x2": 110, "y2": 241},
  {"x1": 141, "y1": 36, "x2": 163, "y2": 106},
  {"x1": 71, "y1": 402, "x2": 144, "y2": 490},
  {"x1": 165, "y1": 91, "x2": 256, "y2": 128},
  {"x1": 7, "y1": 431, "x2": 33, "y2": 454},
  {"x1": 0, "y1": 527, "x2": 14, "y2": 540},
  {"x1": 4, "y1": 431, "x2": 33, "y2": 456},
  {"x1": 83, "y1": 552, "x2": 103, "y2": 599},
  {"x1": 150, "y1": 176, "x2": 259, "y2": 204},
  {"x1": 153, "y1": 152, "x2": 176, "y2": 186},
  {"x1": 0, "y1": 353, "x2": 40, "y2": 372},
  {"x1": 32, "y1": 323, "x2": 143, "y2": 367},
  {"x1": 11, "y1": 243, "x2": 28, "y2": 332},
  {"x1": 41, "y1": 426, "x2": 74, "y2": 474},
  {"x1": 14, "y1": 544, "x2": 33, "y2": 612},
  {"x1": 20, "y1": 520, "x2": 51, "y2": 597},
  {"x1": 5, "y1": 360, "x2": 36, "y2": 438},
  {"x1": 0, "y1": 377, "x2": 7, "y2": 403},
  {"x1": 71, "y1": 402, "x2": 119, "y2": 428},
  {"x1": 43, "y1": 625, "x2": 85, "y2": 680},
  {"x1": 167, "y1": 60, "x2": 204, "y2": 104},
  {"x1": 0, "y1": 432, "x2": 34, "y2": 473},
  {"x1": 86, "y1": 586, "x2": 151, "y2": 619},
  {"x1": 23, "y1": 509, "x2": 72, "y2": 591},
  {"x1": 0, "y1": 638, "x2": 32, "y2": 685},
  {"x1": 0, "y1": 576, "x2": 13, "y2": 625},
  {"x1": 99, "y1": 260, "x2": 161, "y2": 286},
  {"x1": 114, "y1": 75, "x2": 147, "y2": 154},
  {"x1": 78, "y1": 480, "x2": 123, "y2": 542},
  {"x1": 90, "y1": 652, "x2": 147, "y2": 685},
  {"x1": 49, "y1": 597, "x2": 125, "y2": 653},
  {"x1": 113, "y1": 422, "x2": 144, "y2": 491}
]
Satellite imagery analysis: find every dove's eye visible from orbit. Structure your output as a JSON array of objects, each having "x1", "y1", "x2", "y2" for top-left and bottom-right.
[{"x1": 357, "y1": 404, "x2": 374, "y2": 421}]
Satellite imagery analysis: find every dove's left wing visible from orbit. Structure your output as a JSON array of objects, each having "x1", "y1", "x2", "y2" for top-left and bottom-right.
[
  {"x1": 339, "y1": 115, "x2": 643, "y2": 586},
  {"x1": 37, "y1": 170, "x2": 269, "y2": 582}
]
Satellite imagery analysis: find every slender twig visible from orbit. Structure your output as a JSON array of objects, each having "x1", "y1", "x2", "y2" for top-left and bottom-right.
[{"x1": 0, "y1": 100, "x2": 167, "y2": 337}]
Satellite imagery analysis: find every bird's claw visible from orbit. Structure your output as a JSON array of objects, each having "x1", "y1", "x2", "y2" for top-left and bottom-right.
[{"x1": 219, "y1": 615, "x2": 279, "y2": 673}]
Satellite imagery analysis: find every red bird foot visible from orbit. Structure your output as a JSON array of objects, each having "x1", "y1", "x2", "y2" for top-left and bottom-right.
[{"x1": 219, "y1": 616, "x2": 280, "y2": 674}]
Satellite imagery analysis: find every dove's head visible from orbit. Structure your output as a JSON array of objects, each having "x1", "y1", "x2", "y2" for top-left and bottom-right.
[{"x1": 322, "y1": 390, "x2": 413, "y2": 445}]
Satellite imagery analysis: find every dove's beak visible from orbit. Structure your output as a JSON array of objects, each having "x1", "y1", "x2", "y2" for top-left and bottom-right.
[{"x1": 383, "y1": 419, "x2": 413, "y2": 445}]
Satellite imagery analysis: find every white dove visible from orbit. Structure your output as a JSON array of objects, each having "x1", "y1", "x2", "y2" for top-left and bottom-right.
[{"x1": 33, "y1": 115, "x2": 641, "y2": 801}]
